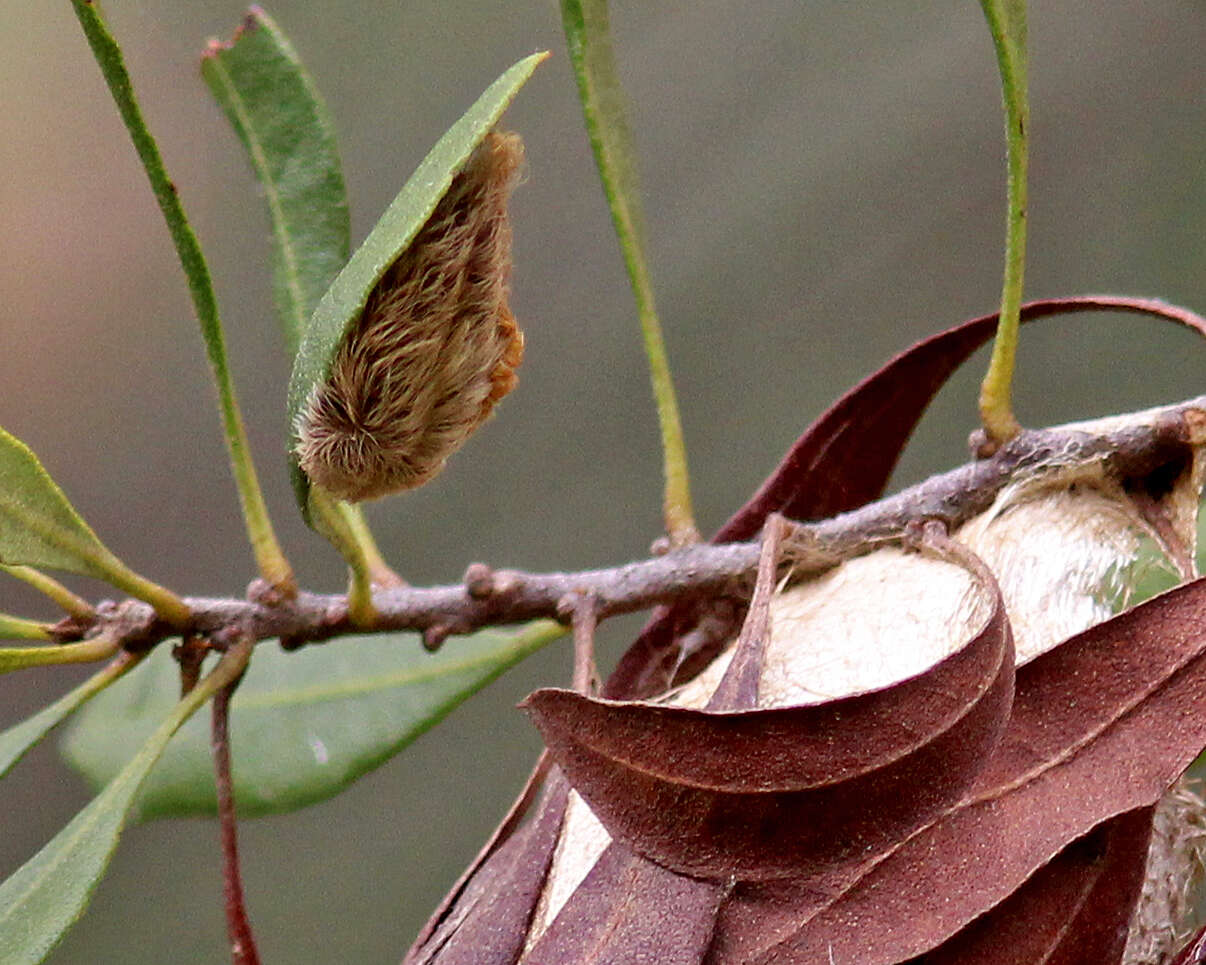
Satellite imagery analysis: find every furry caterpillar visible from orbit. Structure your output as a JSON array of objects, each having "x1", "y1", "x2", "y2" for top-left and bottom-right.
[{"x1": 296, "y1": 130, "x2": 525, "y2": 502}]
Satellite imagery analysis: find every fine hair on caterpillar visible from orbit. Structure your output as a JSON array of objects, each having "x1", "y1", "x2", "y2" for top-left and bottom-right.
[{"x1": 296, "y1": 130, "x2": 526, "y2": 502}]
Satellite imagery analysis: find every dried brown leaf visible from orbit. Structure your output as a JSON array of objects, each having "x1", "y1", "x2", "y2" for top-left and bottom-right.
[
  {"x1": 404, "y1": 777, "x2": 567, "y2": 965},
  {"x1": 907, "y1": 809, "x2": 1154, "y2": 965},
  {"x1": 705, "y1": 580, "x2": 1206, "y2": 964},
  {"x1": 525, "y1": 538, "x2": 1013, "y2": 881},
  {"x1": 521, "y1": 843, "x2": 727, "y2": 964},
  {"x1": 408, "y1": 297, "x2": 1206, "y2": 964}
]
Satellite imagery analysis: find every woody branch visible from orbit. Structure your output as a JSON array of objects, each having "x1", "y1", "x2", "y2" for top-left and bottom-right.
[{"x1": 54, "y1": 396, "x2": 1206, "y2": 657}]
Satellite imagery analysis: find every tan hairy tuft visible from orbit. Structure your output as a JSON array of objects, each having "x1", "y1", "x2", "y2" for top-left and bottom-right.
[{"x1": 297, "y1": 130, "x2": 526, "y2": 502}]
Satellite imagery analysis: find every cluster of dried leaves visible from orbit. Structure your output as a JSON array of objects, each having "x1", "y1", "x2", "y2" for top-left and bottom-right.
[{"x1": 405, "y1": 298, "x2": 1206, "y2": 965}]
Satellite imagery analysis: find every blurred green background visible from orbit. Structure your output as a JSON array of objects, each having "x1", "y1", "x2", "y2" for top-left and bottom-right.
[{"x1": 0, "y1": 0, "x2": 1202, "y2": 961}]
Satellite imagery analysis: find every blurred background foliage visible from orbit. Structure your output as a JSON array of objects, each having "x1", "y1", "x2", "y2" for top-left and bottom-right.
[{"x1": 0, "y1": 0, "x2": 1202, "y2": 961}]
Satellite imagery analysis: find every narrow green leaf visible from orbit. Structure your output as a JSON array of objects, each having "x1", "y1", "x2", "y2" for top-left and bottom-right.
[
  {"x1": 201, "y1": 7, "x2": 350, "y2": 356},
  {"x1": 561, "y1": 0, "x2": 697, "y2": 545},
  {"x1": 62, "y1": 621, "x2": 563, "y2": 819},
  {"x1": 201, "y1": 13, "x2": 399, "y2": 586},
  {"x1": 286, "y1": 51, "x2": 547, "y2": 518},
  {"x1": 0, "y1": 428, "x2": 189, "y2": 624},
  {"x1": 0, "y1": 654, "x2": 139, "y2": 780},
  {"x1": 71, "y1": 0, "x2": 294, "y2": 593},
  {"x1": 0, "y1": 428, "x2": 122, "y2": 578},
  {"x1": 0, "y1": 642, "x2": 248, "y2": 965},
  {"x1": 977, "y1": 0, "x2": 1029, "y2": 444}
]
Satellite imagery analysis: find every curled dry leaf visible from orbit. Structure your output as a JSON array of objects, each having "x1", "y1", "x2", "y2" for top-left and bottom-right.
[
  {"x1": 404, "y1": 298, "x2": 1206, "y2": 965},
  {"x1": 906, "y1": 807, "x2": 1156, "y2": 965},
  {"x1": 523, "y1": 532, "x2": 1013, "y2": 882}
]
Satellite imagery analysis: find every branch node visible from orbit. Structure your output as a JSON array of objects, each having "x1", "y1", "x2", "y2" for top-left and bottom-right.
[
  {"x1": 490, "y1": 570, "x2": 523, "y2": 597},
  {"x1": 246, "y1": 578, "x2": 288, "y2": 608},
  {"x1": 969, "y1": 427, "x2": 999, "y2": 459},
  {"x1": 463, "y1": 563, "x2": 496, "y2": 599},
  {"x1": 49, "y1": 615, "x2": 89, "y2": 644},
  {"x1": 423, "y1": 624, "x2": 452, "y2": 652}
]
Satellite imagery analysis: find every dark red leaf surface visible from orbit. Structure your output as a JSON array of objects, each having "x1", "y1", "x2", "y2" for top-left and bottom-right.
[
  {"x1": 521, "y1": 843, "x2": 727, "y2": 965},
  {"x1": 703, "y1": 580, "x2": 1206, "y2": 964},
  {"x1": 1171, "y1": 923, "x2": 1206, "y2": 965},
  {"x1": 524, "y1": 562, "x2": 1012, "y2": 880},
  {"x1": 908, "y1": 809, "x2": 1154, "y2": 965},
  {"x1": 606, "y1": 296, "x2": 1206, "y2": 702},
  {"x1": 405, "y1": 778, "x2": 568, "y2": 965}
]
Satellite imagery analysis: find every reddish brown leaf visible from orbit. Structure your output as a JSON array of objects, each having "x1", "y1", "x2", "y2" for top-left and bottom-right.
[
  {"x1": 404, "y1": 777, "x2": 568, "y2": 965},
  {"x1": 704, "y1": 579, "x2": 1206, "y2": 964},
  {"x1": 524, "y1": 552, "x2": 1013, "y2": 881},
  {"x1": 521, "y1": 843, "x2": 727, "y2": 964},
  {"x1": 908, "y1": 809, "x2": 1154, "y2": 965},
  {"x1": 718, "y1": 296, "x2": 1206, "y2": 541},
  {"x1": 607, "y1": 296, "x2": 1206, "y2": 701}
]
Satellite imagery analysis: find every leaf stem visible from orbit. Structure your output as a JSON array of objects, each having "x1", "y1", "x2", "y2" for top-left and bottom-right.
[
  {"x1": 0, "y1": 650, "x2": 142, "y2": 780},
  {"x1": 309, "y1": 487, "x2": 403, "y2": 627},
  {"x1": 70, "y1": 0, "x2": 296, "y2": 594},
  {"x1": 0, "y1": 614, "x2": 53, "y2": 642},
  {"x1": 561, "y1": 0, "x2": 698, "y2": 545},
  {"x1": 977, "y1": 0, "x2": 1029, "y2": 446},
  {"x1": 0, "y1": 633, "x2": 119, "y2": 674},
  {"x1": 89, "y1": 549, "x2": 192, "y2": 628},
  {"x1": 211, "y1": 649, "x2": 261, "y2": 965},
  {"x1": 1, "y1": 565, "x2": 95, "y2": 621}
]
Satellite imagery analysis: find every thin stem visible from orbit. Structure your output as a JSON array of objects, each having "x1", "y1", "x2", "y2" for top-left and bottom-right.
[
  {"x1": 568, "y1": 595, "x2": 599, "y2": 695},
  {"x1": 562, "y1": 0, "x2": 698, "y2": 546},
  {"x1": 1, "y1": 565, "x2": 95, "y2": 621},
  {"x1": 977, "y1": 0, "x2": 1029, "y2": 446},
  {"x1": 340, "y1": 506, "x2": 405, "y2": 589},
  {"x1": 70, "y1": 0, "x2": 295, "y2": 595},
  {"x1": 0, "y1": 633, "x2": 119, "y2": 674},
  {"x1": 90, "y1": 549, "x2": 191, "y2": 629},
  {"x1": 0, "y1": 613, "x2": 53, "y2": 642},
  {"x1": 211, "y1": 651, "x2": 261, "y2": 965},
  {"x1": 309, "y1": 488, "x2": 400, "y2": 627}
]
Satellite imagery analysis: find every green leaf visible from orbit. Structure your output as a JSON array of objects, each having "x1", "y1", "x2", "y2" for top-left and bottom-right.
[
  {"x1": 0, "y1": 429, "x2": 188, "y2": 623},
  {"x1": 202, "y1": 9, "x2": 399, "y2": 587},
  {"x1": 0, "y1": 644, "x2": 245, "y2": 965},
  {"x1": 72, "y1": 0, "x2": 294, "y2": 593},
  {"x1": 202, "y1": 7, "x2": 349, "y2": 356},
  {"x1": 0, "y1": 654, "x2": 138, "y2": 781},
  {"x1": 286, "y1": 51, "x2": 547, "y2": 518},
  {"x1": 61, "y1": 621, "x2": 563, "y2": 819},
  {"x1": 0, "y1": 427, "x2": 121, "y2": 578},
  {"x1": 561, "y1": 0, "x2": 696, "y2": 545}
]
